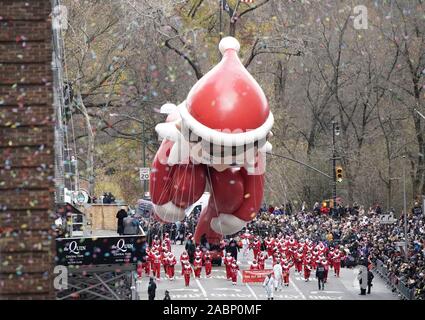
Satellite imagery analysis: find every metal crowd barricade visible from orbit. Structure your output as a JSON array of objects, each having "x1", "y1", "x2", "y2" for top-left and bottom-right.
[{"x1": 374, "y1": 258, "x2": 416, "y2": 300}]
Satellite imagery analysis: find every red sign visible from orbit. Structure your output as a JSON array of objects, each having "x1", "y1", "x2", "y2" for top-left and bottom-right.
[{"x1": 242, "y1": 269, "x2": 273, "y2": 283}]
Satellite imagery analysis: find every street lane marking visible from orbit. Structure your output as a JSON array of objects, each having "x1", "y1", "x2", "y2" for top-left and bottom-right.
[
  {"x1": 192, "y1": 270, "x2": 208, "y2": 300},
  {"x1": 168, "y1": 288, "x2": 199, "y2": 292},
  {"x1": 289, "y1": 274, "x2": 307, "y2": 300},
  {"x1": 238, "y1": 270, "x2": 258, "y2": 300},
  {"x1": 214, "y1": 288, "x2": 242, "y2": 292},
  {"x1": 310, "y1": 290, "x2": 343, "y2": 294}
]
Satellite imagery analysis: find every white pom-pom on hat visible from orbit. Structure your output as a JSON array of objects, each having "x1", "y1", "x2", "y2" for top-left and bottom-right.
[{"x1": 219, "y1": 36, "x2": 240, "y2": 55}]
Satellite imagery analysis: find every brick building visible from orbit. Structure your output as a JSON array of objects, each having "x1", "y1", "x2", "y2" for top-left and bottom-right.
[{"x1": 0, "y1": 0, "x2": 55, "y2": 299}]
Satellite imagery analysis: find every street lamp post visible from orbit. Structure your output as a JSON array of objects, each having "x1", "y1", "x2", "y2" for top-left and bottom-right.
[
  {"x1": 332, "y1": 122, "x2": 337, "y2": 209},
  {"x1": 403, "y1": 157, "x2": 408, "y2": 261},
  {"x1": 141, "y1": 120, "x2": 147, "y2": 198}
]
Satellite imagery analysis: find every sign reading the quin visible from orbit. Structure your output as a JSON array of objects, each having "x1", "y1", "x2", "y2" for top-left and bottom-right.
[{"x1": 56, "y1": 235, "x2": 146, "y2": 266}]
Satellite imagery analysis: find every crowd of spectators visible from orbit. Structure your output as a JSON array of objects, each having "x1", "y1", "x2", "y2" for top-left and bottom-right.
[{"x1": 245, "y1": 202, "x2": 425, "y2": 300}]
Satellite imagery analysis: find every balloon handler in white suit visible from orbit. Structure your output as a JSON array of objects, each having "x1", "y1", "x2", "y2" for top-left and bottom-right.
[
  {"x1": 263, "y1": 273, "x2": 275, "y2": 300},
  {"x1": 273, "y1": 260, "x2": 283, "y2": 291}
]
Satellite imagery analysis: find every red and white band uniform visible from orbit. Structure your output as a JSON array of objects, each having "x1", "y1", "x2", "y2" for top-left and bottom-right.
[
  {"x1": 295, "y1": 251, "x2": 304, "y2": 273},
  {"x1": 142, "y1": 249, "x2": 151, "y2": 276},
  {"x1": 180, "y1": 252, "x2": 189, "y2": 274},
  {"x1": 303, "y1": 259, "x2": 312, "y2": 281},
  {"x1": 149, "y1": 250, "x2": 155, "y2": 275},
  {"x1": 265, "y1": 238, "x2": 275, "y2": 257},
  {"x1": 163, "y1": 235, "x2": 171, "y2": 252},
  {"x1": 203, "y1": 252, "x2": 212, "y2": 277},
  {"x1": 194, "y1": 257, "x2": 203, "y2": 278},
  {"x1": 251, "y1": 240, "x2": 261, "y2": 260},
  {"x1": 282, "y1": 263, "x2": 291, "y2": 286},
  {"x1": 224, "y1": 254, "x2": 235, "y2": 280},
  {"x1": 152, "y1": 238, "x2": 161, "y2": 248},
  {"x1": 333, "y1": 252, "x2": 342, "y2": 277},
  {"x1": 182, "y1": 262, "x2": 192, "y2": 287},
  {"x1": 250, "y1": 260, "x2": 260, "y2": 271},
  {"x1": 258, "y1": 252, "x2": 267, "y2": 270},
  {"x1": 194, "y1": 249, "x2": 203, "y2": 260},
  {"x1": 162, "y1": 250, "x2": 169, "y2": 274},
  {"x1": 167, "y1": 253, "x2": 177, "y2": 280},
  {"x1": 152, "y1": 251, "x2": 162, "y2": 280},
  {"x1": 230, "y1": 262, "x2": 239, "y2": 285}
]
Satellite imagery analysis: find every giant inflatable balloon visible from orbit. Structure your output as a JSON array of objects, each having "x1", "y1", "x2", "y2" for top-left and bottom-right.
[{"x1": 149, "y1": 37, "x2": 274, "y2": 245}]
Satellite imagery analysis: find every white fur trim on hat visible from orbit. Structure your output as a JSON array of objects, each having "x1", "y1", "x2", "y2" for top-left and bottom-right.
[
  {"x1": 153, "y1": 201, "x2": 185, "y2": 223},
  {"x1": 180, "y1": 101, "x2": 274, "y2": 147},
  {"x1": 219, "y1": 37, "x2": 240, "y2": 54},
  {"x1": 211, "y1": 214, "x2": 247, "y2": 236}
]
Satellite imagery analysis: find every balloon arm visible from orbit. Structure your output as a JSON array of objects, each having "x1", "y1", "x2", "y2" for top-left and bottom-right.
[{"x1": 230, "y1": 167, "x2": 264, "y2": 222}]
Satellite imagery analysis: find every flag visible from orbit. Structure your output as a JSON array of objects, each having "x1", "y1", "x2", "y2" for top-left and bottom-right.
[{"x1": 221, "y1": 0, "x2": 234, "y2": 17}]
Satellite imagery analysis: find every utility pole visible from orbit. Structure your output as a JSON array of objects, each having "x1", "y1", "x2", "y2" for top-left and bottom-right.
[
  {"x1": 403, "y1": 157, "x2": 408, "y2": 261},
  {"x1": 219, "y1": 0, "x2": 223, "y2": 40},
  {"x1": 331, "y1": 121, "x2": 338, "y2": 213},
  {"x1": 142, "y1": 120, "x2": 147, "y2": 198}
]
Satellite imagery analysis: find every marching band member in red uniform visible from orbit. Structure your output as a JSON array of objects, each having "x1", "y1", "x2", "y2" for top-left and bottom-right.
[
  {"x1": 230, "y1": 261, "x2": 239, "y2": 285},
  {"x1": 295, "y1": 248, "x2": 304, "y2": 274},
  {"x1": 143, "y1": 247, "x2": 151, "y2": 276},
  {"x1": 203, "y1": 251, "x2": 212, "y2": 278},
  {"x1": 194, "y1": 246, "x2": 203, "y2": 260},
  {"x1": 152, "y1": 250, "x2": 162, "y2": 280},
  {"x1": 265, "y1": 237, "x2": 275, "y2": 257},
  {"x1": 167, "y1": 252, "x2": 177, "y2": 280},
  {"x1": 224, "y1": 253, "x2": 235, "y2": 280},
  {"x1": 258, "y1": 251, "x2": 267, "y2": 270},
  {"x1": 180, "y1": 251, "x2": 190, "y2": 274},
  {"x1": 161, "y1": 249, "x2": 169, "y2": 275},
  {"x1": 193, "y1": 256, "x2": 203, "y2": 279},
  {"x1": 333, "y1": 250, "x2": 342, "y2": 277},
  {"x1": 303, "y1": 257, "x2": 312, "y2": 282},
  {"x1": 282, "y1": 260, "x2": 292, "y2": 287},
  {"x1": 250, "y1": 260, "x2": 260, "y2": 271},
  {"x1": 182, "y1": 261, "x2": 192, "y2": 287},
  {"x1": 163, "y1": 233, "x2": 171, "y2": 252},
  {"x1": 251, "y1": 237, "x2": 262, "y2": 260},
  {"x1": 149, "y1": 248, "x2": 155, "y2": 276},
  {"x1": 152, "y1": 235, "x2": 161, "y2": 248}
]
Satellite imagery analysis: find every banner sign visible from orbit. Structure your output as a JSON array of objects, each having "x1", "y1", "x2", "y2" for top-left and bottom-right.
[
  {"x1": 242, "y1": 269, "x2": 273, "y2": 283},
  {"x1": 379, "y1": 214, "x2": 397, "y2": 224},
  {"x1": 56, "y1": 235, "x2": 146, "y2": 266}
]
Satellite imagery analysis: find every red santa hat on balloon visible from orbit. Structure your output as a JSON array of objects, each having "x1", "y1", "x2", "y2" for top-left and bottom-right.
[{"x1": 156, "y1": 37, "x2": 273, "y2": 173}]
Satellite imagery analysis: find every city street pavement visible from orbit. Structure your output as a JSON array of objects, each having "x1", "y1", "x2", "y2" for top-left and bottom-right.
[{"x1": 137, "y1": 244, "x2": 399, "y2": 301}]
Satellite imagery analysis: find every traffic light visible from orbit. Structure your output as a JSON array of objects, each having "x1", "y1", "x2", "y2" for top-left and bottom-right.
[{"x1": 336, "y1": 166, "x2": 343, "y2": 182}]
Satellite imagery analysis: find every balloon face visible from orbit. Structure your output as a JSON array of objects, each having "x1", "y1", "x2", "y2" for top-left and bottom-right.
[{"x1": 149, "y1": 37, "x2": 274, "y2": 244}]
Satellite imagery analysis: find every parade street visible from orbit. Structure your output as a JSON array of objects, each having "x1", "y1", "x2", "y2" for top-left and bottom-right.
[{"x1": 137, "y1": 245, "x2": 398, "y2": 301}]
